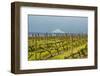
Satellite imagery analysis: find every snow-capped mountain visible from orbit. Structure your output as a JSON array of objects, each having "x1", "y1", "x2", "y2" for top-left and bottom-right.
[{"x1": 52, "y1": 29, "x2": 65, "y2": 33}]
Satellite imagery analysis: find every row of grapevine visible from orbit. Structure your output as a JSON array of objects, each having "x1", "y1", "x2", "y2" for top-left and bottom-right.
[{"x1": 28, "y1": 33, "x2": 87, "y2": 60}]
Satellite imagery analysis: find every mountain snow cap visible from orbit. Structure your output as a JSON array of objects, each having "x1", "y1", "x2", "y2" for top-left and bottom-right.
[{"x1": 52, "y1": 29, "x2": 65, "y2": 33}]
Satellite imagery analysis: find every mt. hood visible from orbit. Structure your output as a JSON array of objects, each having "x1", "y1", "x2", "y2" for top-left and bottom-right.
[{"x1": 52, "y1": 29, "x2": 65, "y2": 33}]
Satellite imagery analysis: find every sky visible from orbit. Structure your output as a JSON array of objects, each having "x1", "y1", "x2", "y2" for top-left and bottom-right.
[{"x1": 28, "y1": 15, "x2": 88, "y2": 34}]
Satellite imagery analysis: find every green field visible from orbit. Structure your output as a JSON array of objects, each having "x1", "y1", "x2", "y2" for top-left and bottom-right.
[{"x1": 28, "y1": 33, "x2": 87, "y2": 61}]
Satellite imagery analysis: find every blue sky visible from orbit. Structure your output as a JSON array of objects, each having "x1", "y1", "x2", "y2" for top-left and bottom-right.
[{"x1": 28, "y1": 15, "x2": 88, "y2": 34}]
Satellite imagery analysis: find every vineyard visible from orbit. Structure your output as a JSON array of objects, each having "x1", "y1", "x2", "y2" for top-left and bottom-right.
[{"x1": 28, "y1": 33, "x2": 88, "y2": 61}]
